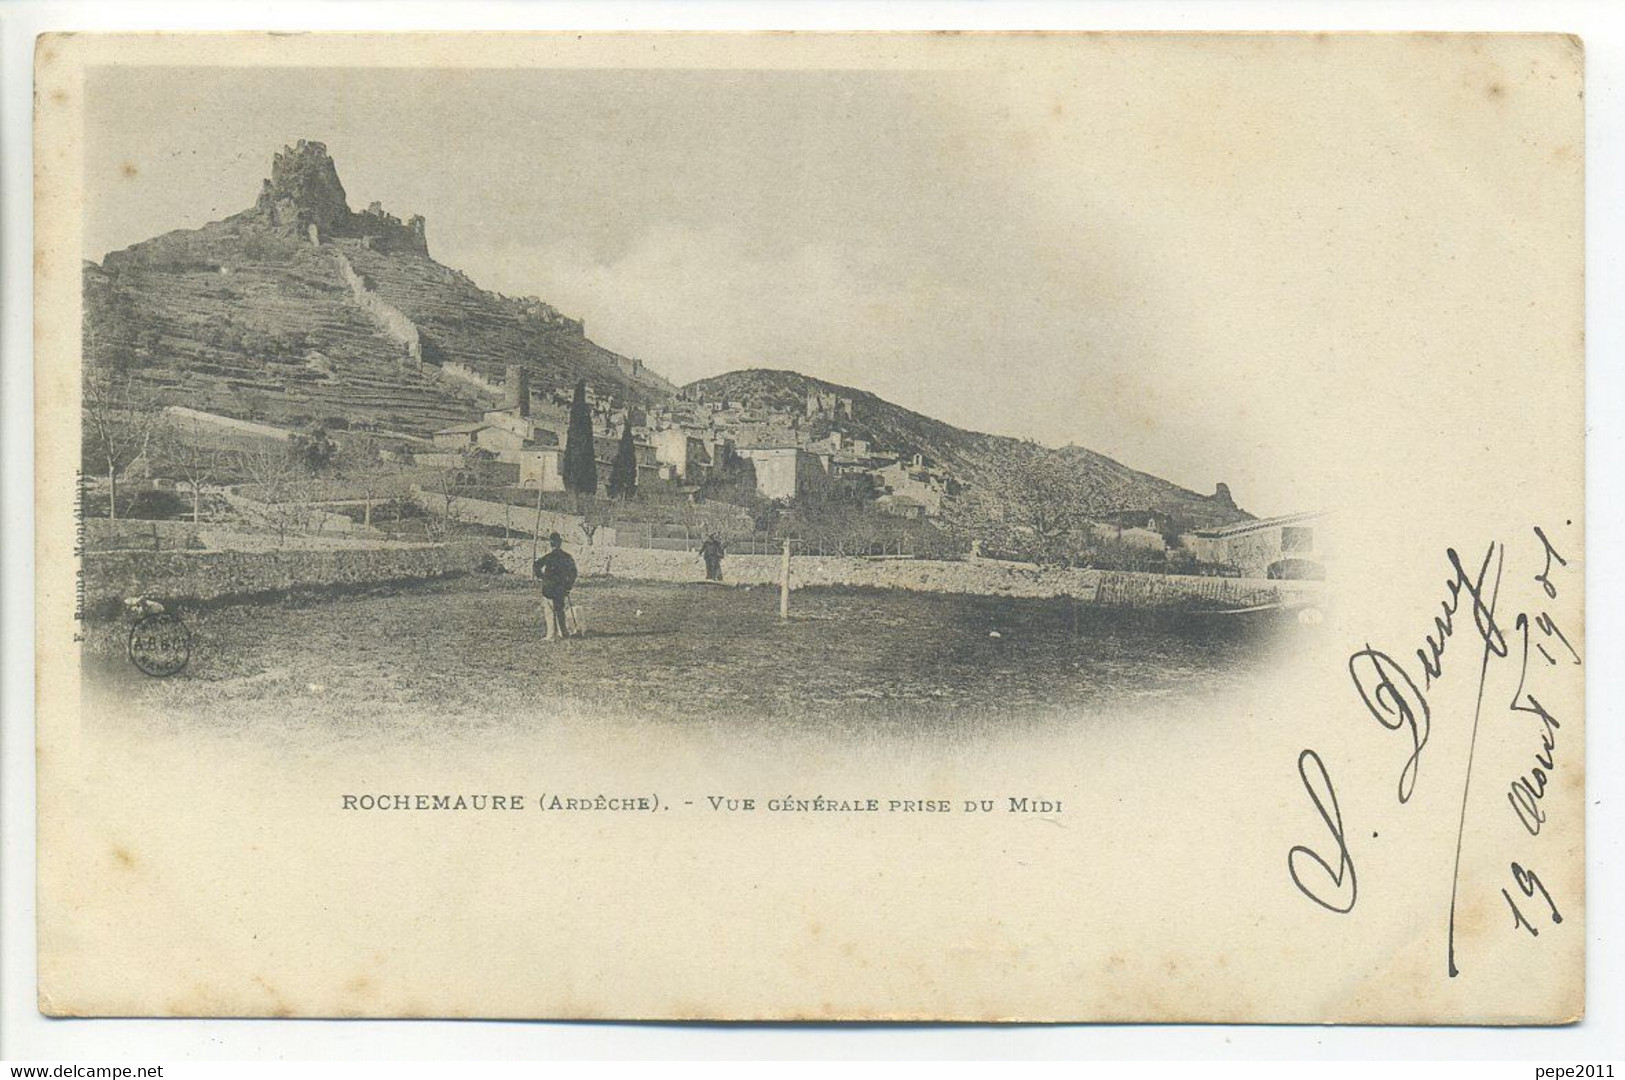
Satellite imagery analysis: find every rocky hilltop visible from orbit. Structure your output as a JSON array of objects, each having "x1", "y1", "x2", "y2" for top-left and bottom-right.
[
  {"x1": 252, "y1": 139, "x2": 428, "y2": 255},
  {"x1": 86, "y1": 140, "x2": 673, "y2": 438}
]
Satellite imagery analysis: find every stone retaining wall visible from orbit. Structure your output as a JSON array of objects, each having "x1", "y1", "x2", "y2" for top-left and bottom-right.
[
  {"x1": 83, "y1": 541, "x2": 492, "y2": 614},
  {"x1": 83, "y1": 536, "x2": 1319, "y2": 615},
  {"x1": 85, "y1": 518, "x2": 207, "y2": 552},
  {"x1": 492, "y1": 544, "x2": 1321, "y2": 610},
  {"x1": 336, "y1": 252, "x2": 422, "y2": 362},
  {"x1": 85, "y1": 517, "x2": 435, "y2": 554},
  {"x1": 411, "y1": 488, "x2": 615, "y2": 547},
  {"x1": 440, "y1": 361, "x2": 502, "y2": 397}
]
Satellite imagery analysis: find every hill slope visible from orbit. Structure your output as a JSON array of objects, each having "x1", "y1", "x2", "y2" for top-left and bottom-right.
[
  {"x1": 84, "y1": 140, "x2": 671, "y2": 438},
  {"x1": 684, "y1": 369, "x2": 1249, "y2": 533}
]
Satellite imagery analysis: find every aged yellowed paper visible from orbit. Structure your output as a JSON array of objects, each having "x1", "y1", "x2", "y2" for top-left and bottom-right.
[{"x1": 35, "y1": 32, "x2": 1584, "y2": 1022}]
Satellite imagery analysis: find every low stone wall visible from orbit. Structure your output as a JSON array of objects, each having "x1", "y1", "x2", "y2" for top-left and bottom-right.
[
  {"x1": 220, "y1": 492, "x2": 384, "y2": 539},
  {"x1": 336, "y1": 252, "x2": 421, "y2": 362},
  {"x1": 84, "y1": 517, "x2": 433, "y2": 554},
  {"x1": 164, "y1": 405, "x2": 293, "y2": 443},
  {"x1": 411, "y1": 487, "x2": 614, "y2": 547},
  {"x1": 493, "y1": 544, "x2": 1321, "y2": 610},
  {"x1": 439, "y1": 361, "x2": 502, "y2": 397},
  {"x1": 192, "y1": 531, "x2": 439, "y2": 553},
  {"x1": 83, "y1": 541, "x2": 493, "y2": 614},
  {"x1": 85, "y1": 518, "x2": 207, "y2": 552}
]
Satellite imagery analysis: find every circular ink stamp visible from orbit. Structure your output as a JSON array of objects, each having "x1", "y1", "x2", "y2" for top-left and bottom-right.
[{"x1": 127, "y1": 611, "x2": 192, "y2": 677}]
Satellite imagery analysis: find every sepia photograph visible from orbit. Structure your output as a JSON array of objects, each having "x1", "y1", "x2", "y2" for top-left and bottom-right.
[{"x1": 73, "y1": 70, "x2": 1334, "y2": 738}]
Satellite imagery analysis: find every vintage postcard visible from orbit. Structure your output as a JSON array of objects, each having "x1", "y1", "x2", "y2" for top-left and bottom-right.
[{"x1": 34, "y1": 32, "x2": 1584, "y2": 1022}]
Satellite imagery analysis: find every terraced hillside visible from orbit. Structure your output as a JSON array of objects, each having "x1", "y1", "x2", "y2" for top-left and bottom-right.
[
  {"x1": 86, "y1": 241, "x2": 481, "y2": 437},
  {"x1": 84, "y1": 140, "x2": 673, "y2": 438},
  {"x1": 340, "y1": 242, "x2": 672, "y2": 407}
]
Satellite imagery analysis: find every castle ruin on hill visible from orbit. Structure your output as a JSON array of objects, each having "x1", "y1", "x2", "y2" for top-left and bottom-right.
[{"x1": 255, "y1": 140, "x2": 429, "y2": 255}]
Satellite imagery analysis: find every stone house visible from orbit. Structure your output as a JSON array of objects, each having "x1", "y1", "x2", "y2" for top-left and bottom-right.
[
  {"x1": 432, "y1": 421, "x2": 487, "y2": 450},
  {"x1": 592, "y1": 433, "x2": 665, "y2": 491},
  {"x1": 875, "y1": 494, "x2": 926, "y2": 520},
  {"x1": 739, "y1": 445, "x2": 826, "y2": 501},
  {"x1": 873, "y1": 460, "x2": 948, "y2": 518},
  {"x1": 1187, "y1": 511, "x2": 1329, "y2": 578},
  {"x1": 1089, "y1": 522, "x2": 1167, "y2": 552},
  {"x1": 517, "y1": 447, "x2": 566, "y2": 491},
  {"x1": 650, "y1": 427, "x2": 714, "y2": 486}
]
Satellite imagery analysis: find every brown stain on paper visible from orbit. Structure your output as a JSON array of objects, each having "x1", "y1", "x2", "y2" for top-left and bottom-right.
[{"x1": 252, "y1": 975, "x2": 293, "y2": 1018}]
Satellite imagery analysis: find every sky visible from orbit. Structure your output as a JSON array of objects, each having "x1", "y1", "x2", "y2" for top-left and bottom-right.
[{"x1": 80, "y1": 41, "x2": 1569, "y2": 518}]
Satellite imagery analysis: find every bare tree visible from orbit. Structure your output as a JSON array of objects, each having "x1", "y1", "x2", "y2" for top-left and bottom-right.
[
  {"x1": 423, "y1": 453, "x2": 476, "y2": 541},
  {"x1": 338, "y1": 432, "x2": 401, "y2": 531},
  {"x1": 82, "y1": 373, "x2": 162, "y2": 521},
  {"x1": 152, "y1": 418, "x2": 224, "y2": 523},
  {"x1": 235, "y1": 442, "x2": 305, "y2": 545},
  {"x1": 293, "y1": 473, "x2": 335, "y2": 538},
  {"x1": 972, "y1": 446, "x2": 1089, "y2": 566}
]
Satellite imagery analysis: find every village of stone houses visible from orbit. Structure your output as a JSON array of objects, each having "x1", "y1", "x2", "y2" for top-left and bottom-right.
[{"x1": 80, "y1": 141, "x2": 1327, "y2": 729}]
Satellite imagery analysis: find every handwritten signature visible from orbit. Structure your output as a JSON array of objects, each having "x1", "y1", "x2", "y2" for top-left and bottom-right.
[
  {"x1": 1345, "y1": 543, "x2": 1507, "y2": 804},
  {"x1": 1290, "y1": 525, "x2": 1579, "y2": 977},
  {"x1": 1287, "y1": 749, "x2": 1356, "y2": 913}
]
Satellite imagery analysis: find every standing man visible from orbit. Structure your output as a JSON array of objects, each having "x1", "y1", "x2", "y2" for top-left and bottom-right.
[
  {"x1": 533, "y1": 531, "x2": 579, "y2": 640},
  {"x1": 700, "y1": 534, "x2": 725, "y2": 582}
]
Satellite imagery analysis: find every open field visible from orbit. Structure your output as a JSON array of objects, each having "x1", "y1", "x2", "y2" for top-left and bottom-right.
[{"x1": 83, "y1": 574, "x2": 1300, "y2": 739}]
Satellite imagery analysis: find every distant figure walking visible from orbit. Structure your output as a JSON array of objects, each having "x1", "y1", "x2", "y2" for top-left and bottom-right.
[
  {"x1": 533, "y1": 531, "x2": 579, "y2": 640},
  {"x1": 700, "y1": 535, "x2": 726, "y2": 581}
]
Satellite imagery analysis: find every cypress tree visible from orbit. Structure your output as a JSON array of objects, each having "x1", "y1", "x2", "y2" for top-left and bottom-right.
[
  {"x1": 607, "y1": 419, "x2": 638, "y2": 500},
  {"x1": 563, "y1": 379, "x2": 597, "y2": 495}
]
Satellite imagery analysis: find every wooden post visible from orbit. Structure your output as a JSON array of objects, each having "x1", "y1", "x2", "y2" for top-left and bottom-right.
[
  {"x1": 780, "y1": 537, "x2": 791, "y2": 619},
  {"x1": 531, "y1": 488, "x2": 544, "y2": 563}
]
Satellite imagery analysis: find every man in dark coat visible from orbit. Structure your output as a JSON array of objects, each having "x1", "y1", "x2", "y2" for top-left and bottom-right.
[
  {"x1": 700, "y1": 535, "x2": 725, "y2": 581},
  {"x1": 533, "y1": 531, "x2": 579, "y2": 639}
]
